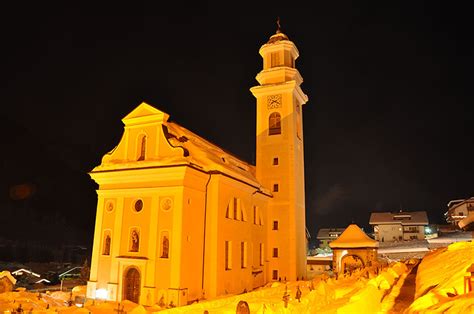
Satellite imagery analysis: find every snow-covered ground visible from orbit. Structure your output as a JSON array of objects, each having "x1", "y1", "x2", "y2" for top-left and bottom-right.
[
  {"x1": 1, "y1": 239, "x2": 472, "y2": 313},
  {"x1": 0, "y1": 261, "x2": 410, "y2": 313},
  {"x1": 405, "y1": 241, "x2": 474, "y2": 313}
]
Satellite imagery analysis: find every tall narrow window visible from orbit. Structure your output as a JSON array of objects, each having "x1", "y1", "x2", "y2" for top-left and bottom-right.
[
  {"x1": 225, "y1": 241, "x2": 232, "y2": 270},
  {"x1": 233, "y1": 198, "x2": 239, "y2": 220},
  {"x1": 138, "y1": 135, "x2": 146, "y2": 161},
  {"x1": 226, "y1": 202, "x2": 232, "y2": 219},
  {"x1": 260, "y1": 243, "x2": 264, "y2": 266},
  {"x1": 253, "y1": 206, "x2": 257, "y2": 225},
  {"x1": 273, "y1": 157, "x2": 279, "y2": 165},
  {"x1": 269, "y1": 112, "x2": 281, "y2": 135},
  {"x1": 241, "y1": 242, "x2": 247, "y2": 268},
  {"x1": 296, "y1": 104, "x2": 302, "y2": 140}
]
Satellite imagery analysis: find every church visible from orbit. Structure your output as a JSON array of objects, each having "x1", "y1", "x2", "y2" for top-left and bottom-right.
[{"x1": 86, "y1": 26, "x2": 309, "y2": 307}]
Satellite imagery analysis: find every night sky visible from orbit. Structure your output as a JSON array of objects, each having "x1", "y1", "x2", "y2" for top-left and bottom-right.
[{"x1": 1, "y1": 2, "x2": 472, "y2": 248}]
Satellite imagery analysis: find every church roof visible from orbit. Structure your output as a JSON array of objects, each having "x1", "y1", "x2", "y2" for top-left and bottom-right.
[
  {"x1": 163, "y1": 121, "x2": 267, "y2": 191},
  {"x1": 94, "y1": 102, "x2": 270, "y2": 194},
  {"x1": 329, "y1": 224, "x2": 378, "y2": 248}
]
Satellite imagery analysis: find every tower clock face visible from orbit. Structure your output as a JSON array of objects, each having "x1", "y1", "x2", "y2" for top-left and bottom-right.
[{"x1": 267, "y1": 94, "x2": 282, "y2": 109}]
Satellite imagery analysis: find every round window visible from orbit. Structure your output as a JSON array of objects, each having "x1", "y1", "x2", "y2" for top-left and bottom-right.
[{"x1": 134, "y1": 199, "x2": 143, "y2": 212}]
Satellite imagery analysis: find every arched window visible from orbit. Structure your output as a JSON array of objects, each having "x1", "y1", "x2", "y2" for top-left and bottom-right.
[
  {"x1": 138, "y1": 135, "x2": 146, "y2": 161},
  {"x1": 269, "y1": 112, "x2": 281, "y2": 135}
]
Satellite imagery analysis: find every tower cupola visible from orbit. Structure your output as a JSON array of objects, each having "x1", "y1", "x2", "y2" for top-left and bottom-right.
[{"x1": 256, "y1": 22, "x2": 302, "y2": 86}]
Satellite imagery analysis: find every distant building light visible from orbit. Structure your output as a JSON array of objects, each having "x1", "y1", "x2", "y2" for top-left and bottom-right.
[{"x1": 95, "y1": 288, "x2": 108, "y2": 300}]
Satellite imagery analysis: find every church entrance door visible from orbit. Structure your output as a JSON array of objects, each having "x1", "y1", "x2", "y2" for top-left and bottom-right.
[{"x1": 123, "y1": 267, "x2": 140, "y2": 303}]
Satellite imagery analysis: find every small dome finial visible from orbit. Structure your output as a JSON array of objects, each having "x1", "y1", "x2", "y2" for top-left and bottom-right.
[{"x1": 276, "y1": 16, "x2": 282, "y2": 33}]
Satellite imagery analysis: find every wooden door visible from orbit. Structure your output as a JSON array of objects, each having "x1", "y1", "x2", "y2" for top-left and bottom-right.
[{"x1": 123, "y1": 267, "x2": 140, "y2": 303}]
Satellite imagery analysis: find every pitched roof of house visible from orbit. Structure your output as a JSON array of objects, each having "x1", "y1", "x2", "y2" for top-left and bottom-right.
[
  {"x1": 369, "y1": 211, "x2": 429, "y2": 226},
  {"x1": 329, "y1": 224, "x2": 378, "y2": 248},
  {"x1": 448, "y1": 197, "x2": 474, "y2": 211},
  {"x1": 316, "y1": 228, "x2": 346, "y2": 239}
]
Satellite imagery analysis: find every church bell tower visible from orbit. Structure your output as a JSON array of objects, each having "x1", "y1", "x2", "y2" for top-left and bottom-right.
[{"x1": 250, "y1": 23, "x2": 308, "y2": 281}]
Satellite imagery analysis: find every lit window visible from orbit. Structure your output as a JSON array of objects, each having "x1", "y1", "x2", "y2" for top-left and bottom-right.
[{"x1": 269, "y1": 112, "x2": 281, "y2": 135}]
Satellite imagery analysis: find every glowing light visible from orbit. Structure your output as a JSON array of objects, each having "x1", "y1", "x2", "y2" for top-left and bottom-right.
[{"x1": 95, "y1": 288, "x2": 108, "y2": 300}]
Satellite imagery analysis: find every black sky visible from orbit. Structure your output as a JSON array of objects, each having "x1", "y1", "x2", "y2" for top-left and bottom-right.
[{"x1": 1, "y1": 2, "x2": 473, "y2": 248}]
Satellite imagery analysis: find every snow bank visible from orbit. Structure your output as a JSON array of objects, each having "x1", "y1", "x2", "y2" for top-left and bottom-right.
[
  {"x1": 0, "y1": 264, "x2": 411, "y2": 313},
  {"x1": 156, "y1": 263, "x2": 408, "y2": 314},
  {"x1": 406, "y1": 241, "x2": 474, "y2": 313}
]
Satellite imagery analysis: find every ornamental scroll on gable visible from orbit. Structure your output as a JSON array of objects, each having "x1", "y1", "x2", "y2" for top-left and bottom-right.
[{"x1": 96, "y1": 102, "x2": 184, "y2": 167}]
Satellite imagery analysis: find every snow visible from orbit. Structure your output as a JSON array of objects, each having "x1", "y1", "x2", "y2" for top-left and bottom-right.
[
  {"x1": 5, "y1": 241, "x2": 473, "y2": 313},
  {"x1": 405, "y1": 241, "x2": 474, "y2": 313},
  {"x1": 0, "y1": 262, "x2": 411, "y2": 313},
  {"x1": 329, "y1": 224, "x2": 378, "y2": 248}
]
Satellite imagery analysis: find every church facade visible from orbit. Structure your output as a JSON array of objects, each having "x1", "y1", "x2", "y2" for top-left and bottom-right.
[{"x1": 86, "y1": 28, "x2": 309, "y2": 306}]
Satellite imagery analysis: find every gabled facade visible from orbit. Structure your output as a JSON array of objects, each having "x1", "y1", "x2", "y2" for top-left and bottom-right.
[
  {"x1": 369, "y1": 211, "x2": 429, "y2": 242},
  {"x1": 87, "y1": 27, "x2": 309, "y2": 306}
]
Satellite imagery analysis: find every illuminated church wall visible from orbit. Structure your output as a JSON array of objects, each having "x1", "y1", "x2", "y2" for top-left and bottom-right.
[{"x1": 87, "y1": 27, "x2": 308, "y2": 306}]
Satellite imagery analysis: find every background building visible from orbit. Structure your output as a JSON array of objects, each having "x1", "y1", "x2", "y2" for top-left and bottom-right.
[
  {"x1": 445, "y1": 197, "x2": 474, "y2": 230},
  {"x1": 316, "y1": 228, "x2": 345, "y2": 249},
  {"x1": 369, "y1": 211, "x2": 429, "y2": 242}
]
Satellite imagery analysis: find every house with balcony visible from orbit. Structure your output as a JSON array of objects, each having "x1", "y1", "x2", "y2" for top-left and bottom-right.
[
  {"x1": 369, "y1": 211, "x2": 429, "y2": 242},
  {"x1": 445, "y1": 197, "x2": 474, "y2": 230}
]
